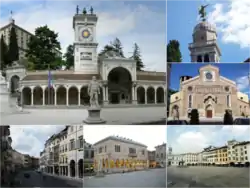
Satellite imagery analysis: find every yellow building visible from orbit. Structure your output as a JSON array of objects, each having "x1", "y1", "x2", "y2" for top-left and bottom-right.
[{"x1": 215, "y1": 146, "x2": 228, "y2": 165}]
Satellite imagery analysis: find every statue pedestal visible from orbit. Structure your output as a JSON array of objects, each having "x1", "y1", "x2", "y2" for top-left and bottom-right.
[{"x1": 83, "y1": 106, "x2": 106, "y2": 124}]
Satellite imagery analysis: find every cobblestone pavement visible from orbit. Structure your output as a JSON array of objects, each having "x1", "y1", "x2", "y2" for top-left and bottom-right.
[
  {"x1": 167, "y1": 166, "x2": 250, "y2": 187},
  {"x1": 83, "y1": 168, "x2": 166, "y2": 187},
  {"x1": 1, "y1": 106, "x2": 165, "y2": 125}
]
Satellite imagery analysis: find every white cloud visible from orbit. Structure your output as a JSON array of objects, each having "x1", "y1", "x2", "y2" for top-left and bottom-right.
[
  {"x1": 236, "y1": 75, "x2": 250, "y2": 91},
  {"x1": 83, "y1": 125, "x2": 166, "y2": 151},
  {"x1": 0, "y1": 1, "x2": 165, "y2": 71},
  {"x1": 208, "y1": 0, "x2": 250, "y2": 48},
  {"x1": 10, "y1": 125, "x2": 65, "y2": 157},
  {"x1": 168, "y1": 125, "x2": 250, "y2": 154}
]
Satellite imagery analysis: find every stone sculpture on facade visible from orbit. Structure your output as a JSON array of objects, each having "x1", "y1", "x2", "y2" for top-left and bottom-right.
[
  {"x1": 90, "y1": 6, "x2": 93, "y2": 14},
  {"x1": 83, "y1": 76, "x2": 106, "y2": 124},
  {"x1": 76, "y1": 5, "x2": 79, "y2": 14},
  {"x1": 83, "y1": 7, "x2": 87, "y2": 15}
]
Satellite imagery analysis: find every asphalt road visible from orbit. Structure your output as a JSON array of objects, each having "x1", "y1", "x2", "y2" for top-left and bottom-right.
[
  {"x1": 13, "y1": 170, "x2": 83, "y2": 187},
  {"x1": 84, "y1": 168, "x2": 166, "y2": 187}
]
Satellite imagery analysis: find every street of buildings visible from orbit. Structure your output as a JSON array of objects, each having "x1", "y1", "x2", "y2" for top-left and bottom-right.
[
  {"x1": 1, "y1": 126, "x2": 39, "y2": 187},
  {"x1": 39, "y1": 125, "x2": 84, "y2": 178},
  {"x1": 86, "y1": 135, "x2": 166, "y2": 174},
  {"x1": 167, "y1": 139, "x2": 250, "y2": 167}
]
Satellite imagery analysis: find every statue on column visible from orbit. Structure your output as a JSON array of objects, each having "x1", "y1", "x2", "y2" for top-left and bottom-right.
[
  {"x1": 88, "y1": 76, "x2": 100, "y2": 107},
  {"x1": 82, "y1": 7, "x2": 87, "y2": 14},
  {"x1": 76, "y1": 5, "x2": 79, "y2": 14},
  {"x1": 90, "y1": 6, "x2": 93, "y2": 14}
]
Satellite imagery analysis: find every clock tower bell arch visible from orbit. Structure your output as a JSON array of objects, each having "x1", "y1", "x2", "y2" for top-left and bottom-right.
[{"x1": 73, "y1": 8, "x2": 98, "y2": 74}]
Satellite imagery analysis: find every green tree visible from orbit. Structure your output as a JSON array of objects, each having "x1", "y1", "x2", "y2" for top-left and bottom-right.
[
  {"x1": 111, "y1": 38, "x2": 125, "y2": 57},
  {"x1": 63, "y1": 44, "x2": 74, "y2": 69},
  {"x1": 26, "y1": 25, "x2": 61, "y2": 70},
  {"x1": 51, "y1": 57, "x2": 66, "y2": 70},
  {"x1": 167, "y1": 40, "x2": 182, "y2": 62},
  {"x1": 0, "y1": 35, "x2": 8, "y2": 71},
  {"x1": 8, "y1": 27, "x2": 19, "y2": 63},
  {"x1": 98, "y1": 44, "x2": 117, "y2": 58},
  {"x1": 131, "y1": 43, "x2": 144, "y2": 71}
]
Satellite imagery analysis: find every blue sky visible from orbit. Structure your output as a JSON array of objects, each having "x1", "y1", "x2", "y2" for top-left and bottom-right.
[
  {"x1": 167, "y1": 125, "x2": 250, "y2": 154},
  {"x1": 169, "y1": 63, "x2": 250, "y2": 96},
  {"x1": 167, "y1": 0, "x2": 250, "y2": 62},
  {"x1": 0, "y1": 0, "x2": 166, "y2": 71}
]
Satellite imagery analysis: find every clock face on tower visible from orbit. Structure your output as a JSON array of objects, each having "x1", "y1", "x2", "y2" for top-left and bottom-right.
[
  {"x1": 82, "y1": 29, "x2": 90, "y2": 39},
  {"x1": 79, "y1": 27, "x2": 93, "y2": 42}
]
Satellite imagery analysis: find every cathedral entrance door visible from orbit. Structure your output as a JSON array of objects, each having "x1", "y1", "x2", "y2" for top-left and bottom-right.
[{"x1": 206, "y1": 110, "x2": 212, "y2": 118}]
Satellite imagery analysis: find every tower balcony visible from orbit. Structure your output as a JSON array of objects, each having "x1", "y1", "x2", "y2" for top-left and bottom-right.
[{"x1": 188, "y1": 40, "x2": 217, "y2": 49}]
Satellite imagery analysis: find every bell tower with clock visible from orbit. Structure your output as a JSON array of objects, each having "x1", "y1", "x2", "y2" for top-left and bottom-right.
[{"x1": 73, "y1": 7, "x2": 98, "y2": 74}]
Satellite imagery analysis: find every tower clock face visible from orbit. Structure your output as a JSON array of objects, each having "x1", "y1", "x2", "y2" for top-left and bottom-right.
[
  {"x1": 82, "y1": 29, "x2": 90, "y2": 39},
  {"x1": 79, "y1": 27, "x2": 93, "y2": 42}
]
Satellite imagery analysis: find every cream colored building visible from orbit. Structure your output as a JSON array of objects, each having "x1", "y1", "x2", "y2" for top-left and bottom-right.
[
  {"x1": 93, "y1": 136, "x2": 148, "y2": 173},
  {"x1": 155, "y1": 143, "x2": 166, "y2": 167},
  {"x1": 169, "y1": 64, "x2": 250, "y2": 118},
  {"x1": 233, "y1": 141, "x2": 250, "y2": 165},
  {"x1": 4, "y1": 11, "x2": 166, "y2": 107},
  {"x1": 0, "y1": 18, "x2": 62, "y2": 60}
]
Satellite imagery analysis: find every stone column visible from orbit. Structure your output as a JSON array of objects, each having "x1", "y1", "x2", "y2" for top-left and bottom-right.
[
  {"x1": 132, "y1": 86, "x2": 135, "y2": 101},
  {"x1": 202, "y1": 55, "x2": 204, "y2": 62},
  {"x1": 78, "y1": 91, "x2": 81, "y2": 106},
  {"x1": 75, "y1": 164, "x2": 79, "y2": 178},
  {"x1": 66, "y1": 88, "x2": 69, "y2": 106},
  {"x1": 102, "y1": 86, "x2": 105, "y2": 102},
  {"x1": 145, "y1": 90, "x2": 147, "y2": 104},
  {"x1": 54, "y1": 89, "x2": 57, "y2": 106},
  {"x1": 154, "y1": 89, "x2": 156, "y2": 104},
  {"x1": 31, "y1": 90, "x2": 34, "y2": 106},
  {"x1": 42, "y1": 89, "x2": 45, "y2": 105}
]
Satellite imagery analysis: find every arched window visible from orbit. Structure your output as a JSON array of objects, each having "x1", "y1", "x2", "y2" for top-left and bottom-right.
[
  {"x1": 188, "y1": 95, "x2": 192, "y2": 108},
  {"x1": 197, "y1": 55, "x2": 202, "y2": 62},
  {"x1": 226, "y1": 95, "x2": 230, "y2": 107},
  {"x1": 204, "y1": 54, "x2": 210, "y2": 62}
]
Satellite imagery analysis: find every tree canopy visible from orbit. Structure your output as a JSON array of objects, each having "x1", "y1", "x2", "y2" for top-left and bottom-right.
[
  {"x1": 167, "y1": 40, "x2": 182, "y2": 62},
  {"x1": 131, "y1": 43, "x2": 144, "y2": 71},
  {"x1": 25, "y1": 25, "x2": 62, "y2": 70},
  {"x1": 0, "y1": 35, "x2": 8, "y2": 70},
  {"x1": 63, "y1": 44, "x2": 74, "y2": 69},
  {"x1": 8, "y1": 27, "x2": 19, "y2": 63},
  {"x1": 110, "y1": 38, "x2": 125, "y2": 57}
]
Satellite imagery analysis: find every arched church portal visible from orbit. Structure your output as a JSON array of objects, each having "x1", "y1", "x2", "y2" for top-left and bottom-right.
[
  {"x1": 205, "y1": 104, "x2": 213, "y2": 118},
  {"x1": 107, "y1": 67, "x2": 132, "y2": 104},
  {"x1": 10, "y1": 75, "x2": 20, "y2": 94}
]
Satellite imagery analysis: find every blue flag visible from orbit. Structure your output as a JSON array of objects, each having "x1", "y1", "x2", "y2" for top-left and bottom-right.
[{"x1": 48, "y1": 70, "x2": 52, "y2": 88}]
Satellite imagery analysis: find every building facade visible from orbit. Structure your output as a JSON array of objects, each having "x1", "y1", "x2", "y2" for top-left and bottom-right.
[
  {"x1": 4, "y1": 10, "x2": 166, "y2": 107},
  {"x1": 41, "y1": 125, "x2": 84, "y2": 178},
  {"x1": 0, "y1": 18, "x2": 62, "y2": 61},
  {"x1": 169, "y1": 64, "x2": 250, "y2": 118},
  {"x1": 93, "y1": 136, "x2": 149, "y2": 173},
  {"x1": 148, "y1": 151, "x2": 156, "y2": 168},
  {"x1": 83, "y1": 140, "x2": 94, "y2": 173},
  {"x1": 155, "y1": 143, "x2": 166, "y2": 167}
]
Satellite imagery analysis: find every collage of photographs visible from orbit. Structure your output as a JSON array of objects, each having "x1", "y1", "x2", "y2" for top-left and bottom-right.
[{"x1": 0, "y1": 0, "x2": 249, "y2": 188}]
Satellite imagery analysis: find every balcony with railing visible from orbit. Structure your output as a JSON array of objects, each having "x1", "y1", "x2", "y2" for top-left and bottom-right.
[{"x1": 188, "y1": 40, "x2": 217, "y2": 49}]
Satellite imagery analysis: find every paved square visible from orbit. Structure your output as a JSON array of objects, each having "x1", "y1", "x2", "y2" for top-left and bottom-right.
[{"x1": 1, "y1": 106, "x2": 165, "y2": 125}]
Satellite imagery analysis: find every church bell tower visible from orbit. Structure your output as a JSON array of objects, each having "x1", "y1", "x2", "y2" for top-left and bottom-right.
[
  {"x1": 189, "y1": 21, "x2": 221, "y2": 63},
  {"x1": 73, "y1": 6, "x2": 98, "y2": 74}
]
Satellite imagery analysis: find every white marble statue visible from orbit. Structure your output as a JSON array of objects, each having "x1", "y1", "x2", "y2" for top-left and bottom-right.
[{"x1": 88, "y1": 76, "x2": 100, "y2": 107}]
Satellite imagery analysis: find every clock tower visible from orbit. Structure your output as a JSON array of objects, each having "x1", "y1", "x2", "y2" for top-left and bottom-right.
[{"x1": 73, "y1": 8, "x2": 98, "y2": 74}]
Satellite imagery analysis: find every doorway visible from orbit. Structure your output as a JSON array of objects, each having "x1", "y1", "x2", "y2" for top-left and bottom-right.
[
  {"x1": 111, "y1": 93, "x2": 119, "y2": 104},
  {"x1": 206, "y1": 110, "x2": 212, "y2": 118}
]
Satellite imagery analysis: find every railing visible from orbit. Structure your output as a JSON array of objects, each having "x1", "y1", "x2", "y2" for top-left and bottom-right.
[{"x1": 188, "y1": 40, "x2": 217, "y2": 48}]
